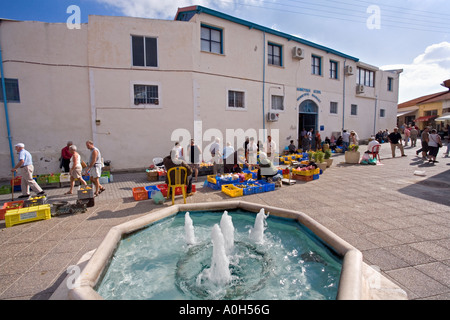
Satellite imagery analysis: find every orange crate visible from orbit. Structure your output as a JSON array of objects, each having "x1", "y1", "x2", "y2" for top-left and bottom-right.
[
  {"x1": 0, "y1": 200, "x2": 24, "y2": 220},
  {"x1": 132, "y1": 187, "x2": 148, "y2": 201}
]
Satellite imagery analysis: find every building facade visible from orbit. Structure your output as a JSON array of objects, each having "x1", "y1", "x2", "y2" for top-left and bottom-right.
[
  {"x1": 0, "y1": 6, "x2": 401, "y2": 179},
  {"x1": 397, "y1": 81, "x2": 450, "y2": 131}
]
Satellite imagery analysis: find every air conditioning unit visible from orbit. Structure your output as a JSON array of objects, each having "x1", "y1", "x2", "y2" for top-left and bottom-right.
[
  {"x1": 356, "y1": 84, "x2": 365, "y2": 94},
  {"x1": 267, "y1": 112, "x2": 279, "y2": 122},
  {"x1": 345, "y1": 65, "x2": 353, "y2": 75},
  {"x1": 292, "y1": 46, "x2": 304, "y2": 60}
]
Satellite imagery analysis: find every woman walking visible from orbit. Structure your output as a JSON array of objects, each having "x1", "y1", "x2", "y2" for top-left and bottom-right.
[{"x1": 427, "y1": 129, "x2": 442, "y2": 164}]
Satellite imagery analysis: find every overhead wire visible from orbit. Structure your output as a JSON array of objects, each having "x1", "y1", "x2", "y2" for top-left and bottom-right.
[{"x1": 217, "y1": 0, "x2": 450, "y2": 34}]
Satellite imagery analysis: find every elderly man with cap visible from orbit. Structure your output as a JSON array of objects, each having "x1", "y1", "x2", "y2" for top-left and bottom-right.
[{"x1": 11, "y1": 143, "x2": 46, "y2": 198}]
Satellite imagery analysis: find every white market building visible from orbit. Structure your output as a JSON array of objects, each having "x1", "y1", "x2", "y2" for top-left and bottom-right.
[{"x1": 0, "y1": 5, "x2": 401, "y2": 178}]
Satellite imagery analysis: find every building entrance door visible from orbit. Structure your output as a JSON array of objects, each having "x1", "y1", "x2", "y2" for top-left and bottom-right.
[{"x1": 298, "y1": 100, "x2": 318, "y2": 149}]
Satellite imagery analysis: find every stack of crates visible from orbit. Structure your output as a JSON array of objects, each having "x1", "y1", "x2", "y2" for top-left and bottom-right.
[{"x1": 78, "y1": 185, "x2": 95, "y2": 207}]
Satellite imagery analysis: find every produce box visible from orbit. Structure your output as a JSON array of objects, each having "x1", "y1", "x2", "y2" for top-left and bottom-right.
[
  {"x1": 78, "y1": 185, "x2": 94, "y2": 199},
  {"x1": 5, "y1": 204, "x2": 51, "y2": 228},
  {"x1": 0, "y1": 200, "x2": 24, "y2": 220}
]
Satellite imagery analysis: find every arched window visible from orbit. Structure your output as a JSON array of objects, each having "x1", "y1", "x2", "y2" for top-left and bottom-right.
[{"x1": 299, "y1": 100, "x2": 318, "y2": 114}]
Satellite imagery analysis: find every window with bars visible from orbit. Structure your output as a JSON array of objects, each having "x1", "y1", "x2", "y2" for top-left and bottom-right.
[
  {"x1": 132, "y1": 35, "x2": 158, "y2": 67},
  {"x1": 351, "y1": 104, "x2": 358, "y2": 116},
  {"x1": 0, "y1": 78, "x2": 20, "y2": 103},
  {"x1": 268, "y1": 43, "x2": 282, "y2": 66},
  {"x1": 271, "y1": 95, "x2": 284, "y2": 111},
  {"x1": 201, "y1": 25, "x2": 223, "y2": 54},
  {"x1": 311, "y1": 55, "x2": 322, "y2": 76},
  {"x1": 134, "y1": 84, "x2": 159, "y2": 105},
  {"x1": 228, "y1": 90, "x2": 245, "y2": 109},
  {"x1": 330, "y1": 102, "x2": 338, "y2": 114}
]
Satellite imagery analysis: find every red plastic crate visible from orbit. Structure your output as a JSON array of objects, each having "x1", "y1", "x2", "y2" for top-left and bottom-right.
[
  {"x1": 156, "y1": 184, "x2": 196, "y2": 197},
  {"x1": 11, "y1": 176, "x2": 22, "y2": 186},
  {"x1": 0, "y1": 200, "x2": 24, "y2": 220},
  {"x1": 132, "y1": 187, "x2": 148, "y2": 201}
]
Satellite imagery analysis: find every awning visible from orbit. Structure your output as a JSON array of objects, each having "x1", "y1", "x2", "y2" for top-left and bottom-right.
[
  {"x1": 435, "y1": 114, "x2": 450, "y2": 121},
  {"x1": 415, "y1": 115, "x2": 437, "y2": 122},
  {"x1": 397, "y1": 110, "x2": 416, "y2": 117}
]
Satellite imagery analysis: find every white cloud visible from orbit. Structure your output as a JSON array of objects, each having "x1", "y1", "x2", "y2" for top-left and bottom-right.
[{"x1": 382, "y1": 42, "x2": 450, "y2": 103}]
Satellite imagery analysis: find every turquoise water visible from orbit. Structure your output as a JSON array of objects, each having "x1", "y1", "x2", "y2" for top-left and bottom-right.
[{"x1": 96, "y1": 209, "x2": 342, "y2": 300}]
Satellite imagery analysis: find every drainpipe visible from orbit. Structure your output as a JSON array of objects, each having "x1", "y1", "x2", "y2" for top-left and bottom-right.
[
  {"x1": 0, "y1": 38, "x2": 15, "y2": 168},
  {"x1": 373, "y1": 95, "x2": 378, "y2": 135},
  {"x1": 342, "y1": 59, "x2": 346, "y2": 132},
  {"x1": 262, "y1": 31, "x2": 266, "y2": 134}
]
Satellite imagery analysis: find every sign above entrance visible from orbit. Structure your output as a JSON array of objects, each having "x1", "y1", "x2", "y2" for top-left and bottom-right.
[{"x1": 297, "y1": 88, "x2": 321, "y2": 103}]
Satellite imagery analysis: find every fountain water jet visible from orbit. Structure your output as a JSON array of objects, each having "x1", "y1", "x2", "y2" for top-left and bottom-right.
[
  {"x1": 184, "y1": 212, "x2": 196, "y2": 245},
  {"x1": 249, "y1": 208, "x2": 268, "y2": 243},
  {"x1": 200, "y1": 224, "x2": 232, "y2": 286},
  {"x1": 220, "y1": 211, "x2": 235, "y2": 255}
]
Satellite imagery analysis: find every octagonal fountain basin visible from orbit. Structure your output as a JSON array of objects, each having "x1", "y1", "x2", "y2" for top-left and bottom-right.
[{"x1": 69, "y1": 201, "x2": 406, "y2": 300}]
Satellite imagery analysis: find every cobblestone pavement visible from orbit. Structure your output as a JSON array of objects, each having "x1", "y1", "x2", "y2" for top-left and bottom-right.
[{"x1": 0, "y1": 143, "x2": 449, "y2": 300}]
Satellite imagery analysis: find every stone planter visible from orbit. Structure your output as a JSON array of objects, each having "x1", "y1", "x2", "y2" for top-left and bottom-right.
[
  {"x1": 317, "y1": 162, "x2": 327, "y2": 172},
  {"x1": 345, "y1": 151, "x2": 360, "y2": 164},
  {"x1": 324, "y1": 158, "x2": 333, "y2": 168}
]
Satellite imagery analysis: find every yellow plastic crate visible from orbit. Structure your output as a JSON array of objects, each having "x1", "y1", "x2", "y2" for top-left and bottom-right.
[
  {"x1": 5, "y1": 204, "x2": 51, "y2": 228},
  {"x1": 207, "y1": 175, "x2": 217, "y2": 184},
  {"x1": 221, "y1": 184, "x2": 243, "y2": 198}
]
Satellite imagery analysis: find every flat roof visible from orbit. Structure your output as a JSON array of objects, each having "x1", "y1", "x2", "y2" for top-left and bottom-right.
[{"x1": 175, "y1": 5, "x2": 359, "y2": 62}]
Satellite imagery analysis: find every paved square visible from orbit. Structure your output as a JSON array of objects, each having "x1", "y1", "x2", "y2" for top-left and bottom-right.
[{"x1": 0, "y1": 143, "x2": 449, "y2": 300}]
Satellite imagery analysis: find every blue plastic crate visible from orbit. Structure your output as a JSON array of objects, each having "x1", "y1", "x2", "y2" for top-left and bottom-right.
[
  {"x1": 145, "y1": 185, "x2": 160, "y2": 198},
  {"x1": 206, "y1": 181, "x2": 221, "y2": 190},
  {"x1": 313, "y1": 174, "x2": 320, "y2": 180}
]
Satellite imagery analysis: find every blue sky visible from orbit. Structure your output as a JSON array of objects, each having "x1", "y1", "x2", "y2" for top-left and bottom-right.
[{"x1": 1, "y1": 0, "x2": 449, "y2": 103}]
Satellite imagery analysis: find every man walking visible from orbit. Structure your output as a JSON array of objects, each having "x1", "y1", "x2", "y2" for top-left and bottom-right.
[
  {"x1": 11, "y1": 143, "x2": 46, "y2": 198},
  {"x1": 388, "y1": 127, "x2": 407, "y2": 158},
  {"x1": 86, "y1": 140, "x2": 105, "y2": 197}
]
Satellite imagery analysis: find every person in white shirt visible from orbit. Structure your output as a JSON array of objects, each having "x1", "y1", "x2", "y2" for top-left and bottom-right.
[
  {"x1": 210, "y1": 138, "x2": 222, "y2": 175},
  {"x1": 264, "y1": 135, "x2": 277, "y2": 161},
  {"x1": 342, "y1": 130, "x2": 350, "y2": 151},
  {"x1": 367, "y1": 136, "x2": 381, "y2": 153},
  {"x1": 247, "y1": 137, "x2": 258, "y2": 169}
]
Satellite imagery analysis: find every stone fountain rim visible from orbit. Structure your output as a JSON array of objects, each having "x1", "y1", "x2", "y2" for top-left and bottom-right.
[{"x1": 68, "y1": 200, "x2": 363, "y2": 300}]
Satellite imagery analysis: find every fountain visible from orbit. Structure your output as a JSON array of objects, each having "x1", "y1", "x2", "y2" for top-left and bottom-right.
[
  {"x1": 219, "y1": 211, "x2": 234, "y2": 255},
  {"x1": 249, "y1": 208, "x2": 268, "y2": 243},
  {"x1": 198, "y1": 224, "x2": 232, "y2": 286},
  {"x1": 68, "y1": 201, "x2": 408, "y2": 300},
  {"x1": 184, "y1": 212, "x2": 196, "y2": 245}
]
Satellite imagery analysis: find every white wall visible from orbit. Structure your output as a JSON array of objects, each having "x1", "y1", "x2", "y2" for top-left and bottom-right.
[{"x1": 0, "y1": 13, "x2": 400, "y2": 179}]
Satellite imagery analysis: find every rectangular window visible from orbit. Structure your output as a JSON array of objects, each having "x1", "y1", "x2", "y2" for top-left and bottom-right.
[
  {"x1": 387, "y1": 77, "x2": 393, "y2": 91},
  {"x1": 330, "y1": 60, "x2": 338, "y2": 79},
  {"x1": 357, "y1": 67, "x2": 375, "y2": 87},
  {"x1": 311, "y1": 55, "x2": 322, "y2": 75},
  {"x1": 330, "y1": 102, "x2": 338, "y2": 114},
  {"x1": 134, "y1": 84, "x2": 159, "y2": 105},
  {"x1": 132, "y1": 35, "x2": 158, "y2": 67},
  {"x1": 425, "y1": 110, "x2": 438, "y2": 116},
  {"x1": 268, "y1": 43, "x2": 282, "y2": 66},
  {"x1": 0, "y1": 78, "x2": 20, "y2": 103},
  {"x1": 228, "y1": 90, "x2": 245, "y2": 109},
  {"x1": 351, "y1": 104, "x2": 358, "y2": 116},
  {"x1": 201, "y1": 25, "x2": 223, "y2": 54},
  {"x1": 380, "y1": 109, "x2": 385, "y2": 117},
  {"x1": 271, "y1": 95, "x2": 284, "y2": 111}
]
